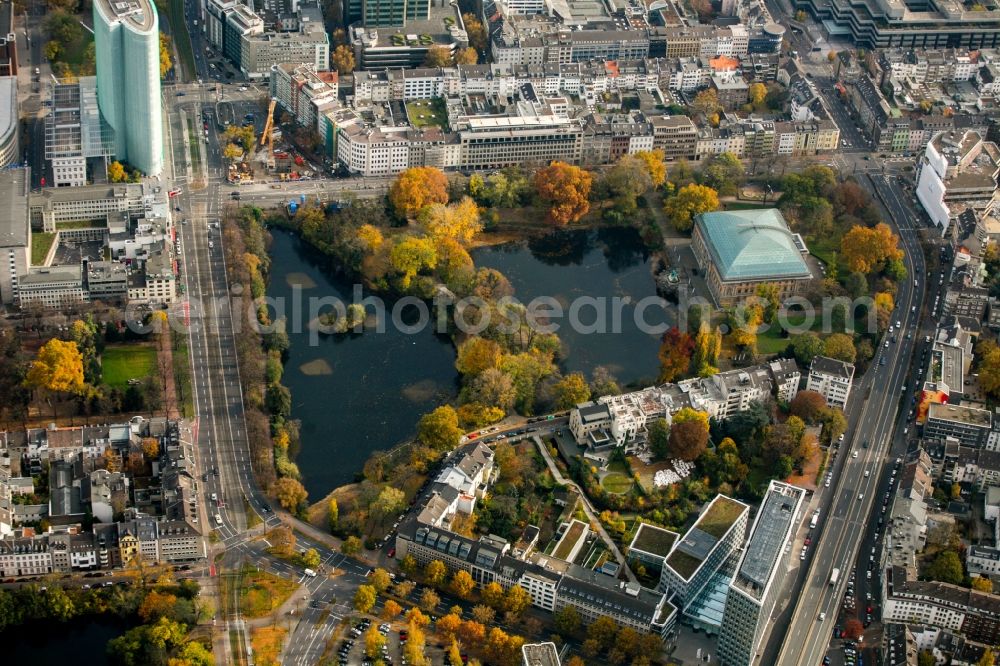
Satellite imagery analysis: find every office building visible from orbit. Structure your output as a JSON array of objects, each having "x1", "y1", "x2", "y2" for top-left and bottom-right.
[
  {"x1": 692, "y1": 208, "x2": 813, "y2": 306},
  {"x1": 916, "y1": 130, "x2": 1000, "y2": 235},
  {"x1": 457, "y1": 115, "x2": 584, "y2": 171},
  {"x1": 269, "y1": 63, "x2": 339, "y2": 132},
  {"x1": 0, "y1": 75, "x2": 18, "y2": 168},
  {"x1": 794, "y1": 0, "x2": 1000, "y2": 49},
  {"x1": 717, "y1": 481, "x2": 806, "y2": 666},
  {"x1": 45, "y1": 78, "x2": 116, "y2": 187},
  {"x1": 924, "y1": 403, "x2": 993, "y2": 447},
  {"x1": 0, "y1": 168, "x2": 30, "y2": 305},
  {"x1": 346, "y1": 0, "x2": 431, "y2": 27},
  {"x1": 806, "y1": 356, "x2": 855, "y2": 411},
  {"x1": 659, "y1": 495, "x2": 750, "y2": 607},
  {"x1": 17, "y1": 265, "x2": 87, "y2": 308},
  {"x1": 93, "y1": 0, "x2": 163, "y2": 176}
]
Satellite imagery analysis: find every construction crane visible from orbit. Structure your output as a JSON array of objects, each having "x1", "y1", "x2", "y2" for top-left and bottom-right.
[{"x1": 258, "y1": 98, "x2": 277, "y2": 171}]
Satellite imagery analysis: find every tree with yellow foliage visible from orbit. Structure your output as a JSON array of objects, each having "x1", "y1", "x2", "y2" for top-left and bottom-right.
[
  {"x1": 141, "y1": 437, "x2": 160, "y2": 460},
  {"x1": 332, "y1": 44, "x2": 355, "y2": 75},
  {"x1": 454, "y1": 47, "x2": 478, "y2": 65},
  {"x1": 455, "y1": 403, "x2": 505, "y2": 430},
  {"x1": 634, "y1": 149, "x2": 667, "y2": 188},
  {"x1": 534, "y1": 161, "x2": 593, "y2": 225},
  {"x1": 840, "y1": 223, "x2": 903, "y2": 274},
  {"x1": 389, "y1": 167, "x2": 449, "y2": 218},
  {"x1": 748, "y1": 82, "x2": 767, "y2": 106},
  {"x1": 390, "y1": 237, "x2": 438, "y2": 289},
  {"x1": 159, "y1": 34, "x2": 172, "y2": 79},
  {"x1": 272, "y1": 477, "x2": 308, "y2": 513},
  {"x1": 356, "y1": 224, "x2": 384, "y2": 252},
  {"x1": 455, "y1": 337, "x2": 502, "y2": 376},
  {"x1": 417, "y1": 197, "x2": 483, "y2": 244},
  {"x1": 108, "y1": 161, "x2": 127, "y2": 183},
  {"x1": 26, "y1": 338, "x2": 86, "y2": 396},
  {"x1": 665, "y1": 183, "x2": 719, "y2": 232}
]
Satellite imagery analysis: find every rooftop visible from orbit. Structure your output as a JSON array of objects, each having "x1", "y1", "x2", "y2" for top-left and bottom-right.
[
  {"x1": 0, "y1": 168, "x2": 29, "y2": 248},
  {"x1": 94, "y1": 0, "x2": 156, "y2": 33},
  {"x1": 927, "y1": 402, "x2": 991, "y2": 427},
  {"x1": 629, "y1": 522, "x2": 679, "y2": 559},
  {"x1": 695, "y1": 209, "x2": 811, "y2": 282},
  {"x1": 732, "y1": 481, "x2": 805, "y2": 600},
  {"x1": 521, "y1": 642, "x2": 561, "y2": 666},
  {"x1": 810, "y1": 356, "x2": 855, "y2": 380}
]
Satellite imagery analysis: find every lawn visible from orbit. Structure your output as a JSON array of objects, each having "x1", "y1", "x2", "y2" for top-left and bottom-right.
[
  {"x1": 631, "y1": 523, "x2": 679, "y2": 557},
  {"x1": 172, "y1": 330, "x2": 194, "y2": 418},
  {"x1": 251, "y1": 626, "x2": 287, "y2": 666},
  {"x1": 102, "y1": 344, "x2": 157, "y2": 388},
  {"x1": 405, "y1": 98, "x2": 448, "y2": 129},
  {"x1": 696, "y1": 496, "x2": 747, "y2": 539},
  {"x1": 553, "y1": 519, "x2": 587, "y2": 561},
  {"x1": 601, "y1": 472, "x2": 633, "y2": 494},
  {"x1": 238, "y1": 568, "x2": 299, "y2": 619},
  {"x1": 31, "y1": 232, "x2": 55, "y2": 265},
  {"x1": 57, "y1": 219, "x2": 107, "y2": 230}
]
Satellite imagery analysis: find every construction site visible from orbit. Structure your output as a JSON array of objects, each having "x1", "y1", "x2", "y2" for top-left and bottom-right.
[{"x1": 222, "y1": 99, "x2": 317, "y2": 185}]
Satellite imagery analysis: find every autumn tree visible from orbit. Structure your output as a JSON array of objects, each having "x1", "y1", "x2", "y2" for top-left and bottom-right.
[
  {"x1": 840, "y1": 223, "x2": 903, "y2": 274},
  {"x1": 692, "y1": 321, "x2": 722, "y2": 376},
  {"x1": 789, "y1": 390, "x2": 828, "y2": 424},
  {"x1": 691, "y1": 88, "x2": 720, "y2": 116},
  {"x1": 462, "y1": 13, "x2": 487, "y2": 51},
  {"x1": 634, "y1": 149, "x2": 667, "y2": 188},
  {"x1": 365, "y1": 625, "x2": 386, "y2": 657},
  {"x1": 341, "y1": 535, "x2": 362, "y2": 556},
  {"x1": 420, "y1": 587, "x2": 441, "y2": 613},
  {"x1": 26, "y1": 338, "x2": 86, "y2": 399},
  {"x1": 332, "y1": 45, "x2": 355, "y2": 74},
  {"x1": 450, "y1": 570, "x2": 475, "y2": 599},
  {"x1": 534, "y1": 161, "x2": 594, "y2": 225},
  {"x1": 748, "y1": 82, "x2": 767, "y2": 106},
  {"x1": 664, "y1": 183, "x2": 719, "y2": 232},
  {"x1": 972, "y1": 576, "x2": 994, "y2": 593},
  {"x1": 389, "y1": 167, "x2": 449, "y2": 218},
  {"x1": 503, "y1": 584, "x2": 530, "y2": 616},
  {"x1": 456, "y1": 337, "x2": 502, "y2": 377},
  {"x1": 356, "y1": 224, "x2": 384, "y2": 253},
  {"x1": 842, "y1": 618, "x2": 863, "y2": 640},
  {"x1": 384, "y1": 599, "x2": 404, "y2": 619},
  {"x1": 424, "y1": 45, "x2": 453, "y2": 67},
  {"x1": 587, "y1": 616, "x2": 619, "y2": 651},
  {"x1": 553, "y1": 372, "x2": 591, "y2": 409},
  {"x1": 418, "y1": 405, "x2": 462, "y2": 450},
  {"x1": 370, "y1": 568, "x2": 392, "y2": 593},
  {"x1": 658, "y1": 327, "x2": 694, "y2": 382},
  {"x1": 482, "y1": 582, "x2": 505, "y2": 609},
  {"x1": 390, "y1": 237, "x2": 438, "y2": 289},
  {"x1": 108, "y1": 161, "x2": 127, "y2": 183},
  {"x1": 141, "y1": 437, "x2": 160, "y2": 460},
  {"x1": 424, "y1": 560, "x2": 448, "y2": 586},
  {"x1": 455, "y1": 403, "x2": 505, "y2": 430},
  {"x1": 455, "y1": 47, "x2": 478, "y2": 64},
  {"x1": 269, "y1": 477, "x2": 306, "y2": 513},
  {"x1": 976, "y1": 340, "x2": 1000, "y2": 400},
  {"x1": 354, "y1": 584, "x2": 377, "y2": 613},
  {"x1": 301, "y1": 548, "x2": 321, "y2": 569},
  {"x1": 437, "y1": 613, "x2": 463, "y2": 640},
  {"x1": 668, "y1": 408, "x2": 710, "y2": 461},
  {"x1": 823, "y1": 333, "x2": 857, "y2": 363},
  {"x1": 159, "y1": 33, "x2": 172, "y2": 78},
  {"x1": 553, "y1": 604, "x2": 581, "y2": 636},
  {"x1": 417, "y1": 197, "x2": 482, "y2": 244}
]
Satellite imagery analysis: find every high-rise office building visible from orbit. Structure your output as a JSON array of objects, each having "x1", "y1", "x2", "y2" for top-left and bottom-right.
[
  {"x1": 93, "y1": 0, "x2": 163, "y2": 176},
  {"x1": 717, "y1": 481, "x2": 806, "y2": 666},
  {"x1": 346, "y1": 0, "x2": 431, "y2": 27}
]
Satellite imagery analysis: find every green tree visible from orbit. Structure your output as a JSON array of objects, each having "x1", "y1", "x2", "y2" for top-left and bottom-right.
[
  {"x1": 790, "y1": 332, "x2": 824, "y2": 365},
  {"x1": 823, "y1": 333, "x2": 857, "y2": 363},
  {"x1": 925, "y1": 550, "x2": 963, "y2": 585},
  {"x1": 372, "y1": 486, "x2": 406, "y2": 522},
  {"x1": 553, "y1": 604, "x2": 581, "y2": 636},
  {"x1": 647, "y1": 418, "x2": 670, "y2": 460},
  {"x1": 699, "y1": 152, "x2": 744, "y2": 197}
]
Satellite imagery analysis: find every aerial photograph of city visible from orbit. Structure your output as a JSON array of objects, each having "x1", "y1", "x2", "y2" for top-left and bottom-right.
[{"x1": 0, "y1": 0, "x2": 999, "y2": 663}]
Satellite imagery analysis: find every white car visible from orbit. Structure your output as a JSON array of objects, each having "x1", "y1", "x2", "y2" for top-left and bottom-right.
[
  {"x1": 852, "y1": 451, "x2": 859, "y2": 458},
  {"x1": 858, "y1": 494, "x2": 863, "y2": 501},
  {"x1": 818, "y1": 612, "x2": 826, "y2": 621},
  {"x1": 864, "y1": 470, "x2": 870, "y2": 478}
]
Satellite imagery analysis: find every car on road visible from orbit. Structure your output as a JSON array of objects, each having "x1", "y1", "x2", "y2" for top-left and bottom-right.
[
  {"x1": 864, "y1": 470, "x2": 870, "y2": 478},
  {"x1": 858, "y1": 494, "x2": 863, "y2": 501},
  {"x1": 852, "y1": 451, "x2": 859, "y2": 458}
]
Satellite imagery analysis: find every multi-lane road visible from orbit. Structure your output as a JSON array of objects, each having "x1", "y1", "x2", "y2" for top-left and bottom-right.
[{"x1": 772, "y1": 173, "x2": 928, "y2": 666}]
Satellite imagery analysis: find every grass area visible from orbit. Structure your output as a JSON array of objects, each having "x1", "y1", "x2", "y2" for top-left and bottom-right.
[
  {"x1": 57, "y1": 219, "x2": 107, "y2": 230},
  {"x1": 627, "y1": 456, "x2": 675, "y2": 494},
  {"x1": 697, "y1": 496, "x2": 747, "y2": 539},
  {"x1": 171, "y1": 330, "x2": 194, "y2": 418},
  {"x1": 31, "y1": 232, "x2": 55, "y2": 265},
  {"x1": 601, "y1": 472, "x2": 633, "y2": 494},
  {"x1": 250, "y1": 626, "x2": 287, "y2": 666},
  {"x1": 630, "y1": 523, "x2": 679, "y2": 557},
  {"x1": 405, "y1": 98, "x2": 448, "y2": 129},
  {"x1": 237, "y1": 568, "x2": 299, "y2": 619},
  {"x1": 553, "y1": 519, "x2": 587, "y2": 561},
  {"x1": 807, "y1": 235, "x2": 843, "y2": 272},
  {"x1": 187, "y1": 117, "x2": 202, "y2": 171},
  {"x1": 102, "y1": 344, "x2": 158, "y2": 389},
  {"x1": 245, "y1": 497, "x2": 262, "y2": 529},
  {"x1": 757, "y1": 325, "x2": 793, "y2": 355},
  {"x1": 666, "y1": 549, "x2": 704, "y2": 579},
  {"x1": 155, "y1": 0, "x2": 197, "y2": 81}
]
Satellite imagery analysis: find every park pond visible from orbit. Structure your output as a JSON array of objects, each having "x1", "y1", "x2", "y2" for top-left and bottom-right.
[
  {"x1": 269, "y1": 226, "x2": 668, "y2": 499},
  {"x1": 2, "y1": 616, "x2": 135, "y2": 664}
]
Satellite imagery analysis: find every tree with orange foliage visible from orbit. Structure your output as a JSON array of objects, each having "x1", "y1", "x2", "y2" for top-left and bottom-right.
[
  {"x1": 388, "y1": 167, "x2": 449, "y2": 218},
  {"x1": 658, "y1": 327, "x2": 694, "y2": 383},
  {"x1": 534, "y1": 161, "x2": 593, "y2": 225},
  {"x1": 841, "y1": 223, "x2": 903, "y2": 274}
]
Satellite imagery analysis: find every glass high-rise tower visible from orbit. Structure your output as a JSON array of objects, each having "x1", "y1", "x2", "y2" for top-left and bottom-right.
[{"x1": 93, "y1": 0, "x2": 163, "y2": 176}]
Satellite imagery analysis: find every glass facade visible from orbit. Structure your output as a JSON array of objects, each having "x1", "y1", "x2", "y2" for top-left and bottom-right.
[{"x1": 93, "y1": 0, "x2": 163, "y2": 176}]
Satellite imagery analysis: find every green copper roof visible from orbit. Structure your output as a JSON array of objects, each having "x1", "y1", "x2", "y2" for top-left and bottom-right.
[{"x1": 696, "y1": 209, "x2": 810, "y2": 281}]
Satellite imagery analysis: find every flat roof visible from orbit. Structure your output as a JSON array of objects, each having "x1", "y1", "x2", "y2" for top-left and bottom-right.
[
  {"x1": 629, "y1": 523, "x2": 679, "y2": 558},
  {"x1": 0, "y1": 169, "x2": 30, "y2": 248},
  {"x1": 928, "y1": 402, "x2": 991, "y2": 427},
  {"x1": 94, "y1": 0, "x2": 156, "y2": 33},
  {"x1": 0, "y1": 76, "x2": 15, "y2": 147},
  {"x1": 733, "y1": 482, "x2": 805, "y2": 599}
]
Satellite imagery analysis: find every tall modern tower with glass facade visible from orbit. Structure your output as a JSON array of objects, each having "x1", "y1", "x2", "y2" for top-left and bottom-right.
[{"x1": 93, "y1": 0, "x2": 163, "y2": 176}]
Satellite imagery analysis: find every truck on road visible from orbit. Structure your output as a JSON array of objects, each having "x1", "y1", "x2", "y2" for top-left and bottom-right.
[{"x1": 830, "y1": 568, "x2": 840, "y2": 585}]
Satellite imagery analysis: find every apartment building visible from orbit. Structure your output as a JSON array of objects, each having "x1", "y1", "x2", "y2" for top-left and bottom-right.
[
  {"x1": 718, "y1": 481, "x2": 806, "y2": 666},
  {"x1": 883, "y1": 566, "x2": 1000, "y2": 644},
  {"x1": 456, "y1": 115, "x2": 585, "y2": 171},
  {"x1": 270, "y1": 63, "x2": 339, "y2": 133},
  {"x1": 650, "y1": 115, "x2": 698, "y2": 161},
  {"x1": 806, "y1": 356, "x2": 855, "y2": 411}
]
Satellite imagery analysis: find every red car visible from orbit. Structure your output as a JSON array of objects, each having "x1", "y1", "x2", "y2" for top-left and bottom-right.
[
  {"x1": 387, "y1": 548, "x2": 395, "y2": 558},
  {"x1": 804, "y1": 537, "x2": 812, "y2": 546}
]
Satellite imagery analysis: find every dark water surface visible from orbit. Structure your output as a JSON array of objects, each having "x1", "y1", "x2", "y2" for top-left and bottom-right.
[{"x1": 271, "y1": 227, "x2": 664, "y2": 499}]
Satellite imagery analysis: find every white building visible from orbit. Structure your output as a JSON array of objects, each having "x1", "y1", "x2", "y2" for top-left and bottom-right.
[
  {"x1": 916, "y1": 130, "x2": 1000, "y2": 235},
  {"x1": 806, "y1": 355, "x2": 855, "y2": 411}
]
